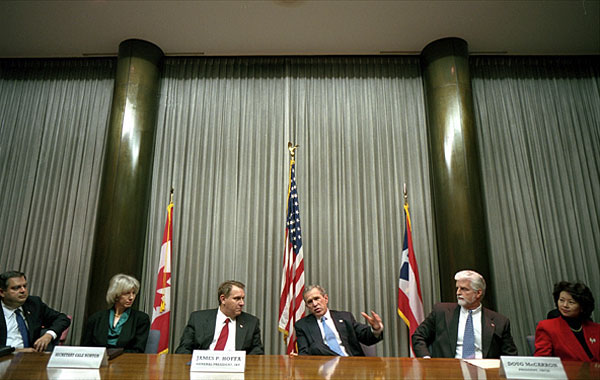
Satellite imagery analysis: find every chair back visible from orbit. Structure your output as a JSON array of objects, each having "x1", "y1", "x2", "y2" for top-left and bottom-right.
[
  {"x1": 526, "y1": 335, "x2": 535, "y2": 356},
  {"x1": 145, "y1": 329, "x2": 161, "y2": 354},
  {"x1": 59, "y1": 315, "x2": 73, "y2": 345},
  {"x1": 360, "y1": 343, "x2": 377, "y2": 357}
]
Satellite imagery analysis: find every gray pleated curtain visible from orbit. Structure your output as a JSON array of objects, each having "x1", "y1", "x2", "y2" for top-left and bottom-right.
[
  {"x1": 141, "y1": 57, "x2": 436, "y2": 357},
  {"x1": 0, "y1": 58, "x2": 115, "y2": 344},
  {"x1": 1, "y1": 56, "x2": 597, "y2": 358},
  {"x1": 470, "y1": 56, "x2": 600, "y2": 355}
]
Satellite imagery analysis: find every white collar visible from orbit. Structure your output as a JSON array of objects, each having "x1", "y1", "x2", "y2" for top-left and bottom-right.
[{"x1": 460, "y1": 304, "x2": 482, "y2": 314}]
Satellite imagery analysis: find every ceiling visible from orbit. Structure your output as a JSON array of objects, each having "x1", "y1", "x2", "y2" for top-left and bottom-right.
[{"x1": 1, "y1": 0, "x2": 599, "y2": 58}]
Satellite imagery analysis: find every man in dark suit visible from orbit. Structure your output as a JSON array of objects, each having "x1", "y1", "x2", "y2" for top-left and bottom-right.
[
  {"x1": 175, "y1": 280, "x2": 264, "y2": 354},
  {"x1": 412, "y1": 270, "x2": 518, "y2": 358},
  {"x1": 0, "y1": 270, "x2": 70, "y2": 352},
  {"x1": 295, "y1": 285, "x2": 383, "y2": 356}
]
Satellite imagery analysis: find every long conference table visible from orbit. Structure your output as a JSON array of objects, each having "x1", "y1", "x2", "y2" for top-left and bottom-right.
[{"x1": 0, "y1": 352, "x2": 598, "y2": 379}]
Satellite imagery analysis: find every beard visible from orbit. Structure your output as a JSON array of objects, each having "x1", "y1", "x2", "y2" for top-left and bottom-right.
[{"x1": 457, "y1": 296, "x2": 474, "y2": 307}]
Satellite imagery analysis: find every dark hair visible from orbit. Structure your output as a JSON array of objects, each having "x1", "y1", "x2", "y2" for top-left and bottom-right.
[
  {"x1": 303, "y1": 285, "x2": 327, "y2": 300},
  {"x1": 553, "y1": 281, "x2": 595, "y2": 320},
  {"x1": 217, "y1": 280, "x2": 245, "y2": 305},
  {"x1": 0, "y1": 271, "x2": 26, "y2": 290}
]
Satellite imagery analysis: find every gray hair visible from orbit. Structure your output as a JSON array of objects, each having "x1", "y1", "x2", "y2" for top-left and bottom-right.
[
  {"x1": 454, "y1": 270, "x2": 486, "y2": 297},
  {"x1": 106, "y1": 274, "x2": 140, "y2": 306},
  {"x1": 303, "y1": 285, "x2": 327, "y2": 300}
]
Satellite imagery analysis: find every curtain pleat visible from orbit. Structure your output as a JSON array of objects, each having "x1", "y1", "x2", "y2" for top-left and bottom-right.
[
  {"x1": 471, "y1": 56, "x2": 600, "y2": 355},
  {"x1": 0, "y1": 58, "x2": 115, "y2": 343},
  {"x1": 3, "y1": 55, "x2": 596, "y2": 359},
  {"x1": 142, "y1": 56, "x2": 437, "y2": 357}
]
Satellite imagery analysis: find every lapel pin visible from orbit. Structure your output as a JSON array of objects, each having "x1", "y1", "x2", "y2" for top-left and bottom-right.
[
  {"x1": 590, "y1": 338, "x2": 596, "y2": 344},
  {"x1": 240, "y1": 324, "x2": 244, "y2": 328},
  {"x1": 339, "y1": 320, "x2": 343, "y2": 323}
]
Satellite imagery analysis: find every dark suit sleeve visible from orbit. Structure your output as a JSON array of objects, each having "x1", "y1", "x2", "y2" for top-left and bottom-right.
[
  {"x1": 412, "y1": 309, "x2": 436, "y2": 357},
  {"x1": 81, "y1": 312, "x2": 100, "y2": 346},
  {"x1": 175, "y1": 314, "x2": 198, "y2": 354},
  {"x1": 23, "y1": 296, "x2": 71, "y2": 343},
  {"x1": 40, "y1": 302, "x2": 71, "y2": 337},
  {"x1": 295, "y1": 320, "x2": 310, "y2": 355},
  {"x1": 125, "y1": 311, "x2": 150, "y2": 353},
  {"x1": 499, "y1": 317, "x2": 518, "y2": 356},
  {"x1": 351, "y1": 314, "x2": 383, "y2": 346},
  {"x1": 246, "y1": 318, "x2": 264, "y2": 355}
]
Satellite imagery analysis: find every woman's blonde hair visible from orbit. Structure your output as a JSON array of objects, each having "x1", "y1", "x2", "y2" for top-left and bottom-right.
[{"x1": 105, "y1": 273, "x2": 140, "y2": 306}]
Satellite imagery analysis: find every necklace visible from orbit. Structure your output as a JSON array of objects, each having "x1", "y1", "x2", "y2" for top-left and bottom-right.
[{"x1": 570, "y1": 325, "x2": 582, "y2": 332}]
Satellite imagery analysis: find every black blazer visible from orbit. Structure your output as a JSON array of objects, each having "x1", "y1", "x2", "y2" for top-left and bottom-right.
[
  {"x1": 295, "y1": 310, "x2": 383, "y2": 356},
  {"x1": 81, "y1": 308, "x2": 150, "y2": 353},
  {"x1": 412, "y1": 303, "x2": 518, "y2": 358},
  {"x1": 0, "y1": 296, "x2": 70, "y2": 349},
  {"x1": 175, "y1": 309, "x2": 264, "y2": 354}
]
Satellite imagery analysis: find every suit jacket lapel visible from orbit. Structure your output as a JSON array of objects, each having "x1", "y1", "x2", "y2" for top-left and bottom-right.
[
  {"x1": 330, "y1": 311, "x2": 351, "y2": 352},
  {"x1": 0, "y1": 306, "x2": 7, "y2": 345},
  {"x1": 582, "y1": 320, "x2": 600, "y2": 361},
  {"x1": 21, "y1": 301, "x2": 35, "y2": 341},
  {"x1": 308, "y1": 315, "x2": 323, "y2": 343},
  {"x1": 448, "y1": 305, "x2": 460, "y2": 355},
  {"x1": 116, "y1": 310, "x2": 132, "y2": 347},
  {"x1": 235, "y1": 313, "x2": 246, "y2": 350},
  {"x1": 98, "y1": 310, "x2": 110, "y2": 346},
  {"x1": 203, "y1": 310, "x2": 218, "y2": 349},
  {"x1": 481, "y1": 308, "x2": 494, "y2": 358},
  {"x1": 560, "y1": 317, "x2": 591, "y2": 361}
]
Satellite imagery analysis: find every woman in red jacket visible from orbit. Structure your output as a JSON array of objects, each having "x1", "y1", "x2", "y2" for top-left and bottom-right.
[{"x1": 535, "y1": 281, "x2": 599, "y2": 362}]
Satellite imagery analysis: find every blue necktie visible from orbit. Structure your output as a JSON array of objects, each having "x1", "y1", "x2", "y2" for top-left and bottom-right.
[
  {"x1": 321, "y1": 316, "x2": 345, "y2": 356},
  {"x1": 15, "y1": 309, "x2": 30, "y2": 348},
  {"x1": 462, "y1": 310, "x2": 475, "y2": 358}
]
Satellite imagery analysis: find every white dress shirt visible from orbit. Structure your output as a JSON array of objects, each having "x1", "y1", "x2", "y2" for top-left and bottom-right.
[
  {"x1": 2, "y1": 301, "x2": 26, "y2": 349},
  {"x1": 455, "y1": 304, "x2": 483, "y2": 359},
  {"x1": 208, "y1": 308, "x2": 237, "y2": 351}
]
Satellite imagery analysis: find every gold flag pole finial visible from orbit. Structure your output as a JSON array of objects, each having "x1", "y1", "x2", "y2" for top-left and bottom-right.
[
  {"x1": 403, "y1": 183, "x2": 408, "y2": 205},
  {"x1": 288, "y1": 142, "x2": 299, "y2": 159},
  {"x1": 170, "y1": 187, "x2": 174, "y2": 204}
]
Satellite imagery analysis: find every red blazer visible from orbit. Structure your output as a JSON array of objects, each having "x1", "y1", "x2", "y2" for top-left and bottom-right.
[{"x1": 534, "y1": 317, "x2": 599, "y2": 362}]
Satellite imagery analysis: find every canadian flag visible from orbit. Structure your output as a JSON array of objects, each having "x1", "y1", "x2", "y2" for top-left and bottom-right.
[{"x1": 150, "y1": 201, "x2": 173, "y2": 354}]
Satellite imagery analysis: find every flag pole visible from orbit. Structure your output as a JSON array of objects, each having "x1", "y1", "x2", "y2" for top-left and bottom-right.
[
  {"x1": 279, "y1": 142, "x2": 305, "y2": 354},
  {"x1": 151, "y1": 189, "x2": 174, "y2": 354},
  {"x1": 398, "y1": 182, "x2": 424, "y2": 356}
]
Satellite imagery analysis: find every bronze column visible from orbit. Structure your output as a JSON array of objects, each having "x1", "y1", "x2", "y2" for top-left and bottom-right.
[
  {"x1": 86, "y1": 39, "x2": 164, "y2": 317},
  {"x1": 420, "y1": 37, "x2": 494, "y2": 308}
]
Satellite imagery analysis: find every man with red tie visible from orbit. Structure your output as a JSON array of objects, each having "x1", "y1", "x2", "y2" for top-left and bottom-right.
[{"x1": 175, "y1": 280, "x2": 264, "y2": 354}]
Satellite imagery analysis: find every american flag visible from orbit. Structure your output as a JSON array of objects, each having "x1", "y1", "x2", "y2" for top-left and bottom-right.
[
  {"x1": 150, "y1": 200, "x2": 173, "y2": 354},
  {"x1": 278, "y1": 159, "x2": 305, "y2": 354},
  {"x1": 398, "y1": 202, "x2": 424, "y2": 356}
]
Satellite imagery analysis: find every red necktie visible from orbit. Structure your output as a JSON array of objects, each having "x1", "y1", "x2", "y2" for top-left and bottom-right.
[{"x1": 214, "y1": 319, "x2": 229, "y2": 350}]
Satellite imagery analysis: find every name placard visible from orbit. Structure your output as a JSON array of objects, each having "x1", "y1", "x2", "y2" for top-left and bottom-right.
[
  {"x1": 190, "y1": 350, "x2": 246, "y2": 373},
  {"x1": 499, "y1": 356, "x2": 567, "y2": 379},
  {"x1": 47, "y1": 347, "x2": 108, "y2": 369}
]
